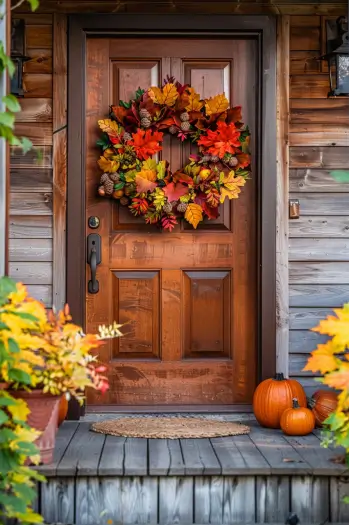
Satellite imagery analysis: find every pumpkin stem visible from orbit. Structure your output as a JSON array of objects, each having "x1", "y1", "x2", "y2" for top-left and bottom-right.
[
  {"x1": 292, "y1": 398, "x2": 300, "y2": 409},
  {"x1": 275, "y1": 373, "x2": 285, "y2": 381}
]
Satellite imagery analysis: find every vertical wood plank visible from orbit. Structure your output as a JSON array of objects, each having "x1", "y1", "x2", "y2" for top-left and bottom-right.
[
  {"x1": 194, "y1": 476, "x2": 223, "y2": 524},
  {"x1": 52, "y1": 13, "x2": 67, "y2": 310},
  {"x1": 291, "y1": 476, "x2": 329, "y2": 523},
  {"x1": 276, "y1": 15, "x2": 290, "y2": 376},
  {"x1": 40, "y1": 478, "x2": 74, "y2": 524},
  {"x1": 330, "y1": 477, "x2": 349, "y2": 523},
  {"x1": 159, "y1": 477, "x2": 194, "y2": 525},
  {"x1": 222, "y1": 476, "x2": 255, "y2": 523},
  {"x1": 256, "y1": 476, "x2": 290, "y2": 523}
]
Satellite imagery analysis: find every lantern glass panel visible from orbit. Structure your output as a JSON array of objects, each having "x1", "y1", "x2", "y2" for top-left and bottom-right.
[{"x1": 337, "y1": 54, "x2": 349, "y2": 94}]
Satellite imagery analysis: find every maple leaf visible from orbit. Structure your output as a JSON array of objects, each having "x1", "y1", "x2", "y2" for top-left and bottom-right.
[
  {"x1": 142, "y1": 158, "x2": 157, "y2": 171},
  {"x1": 198, "y1": 122, "x2": 241, "y2": 158},
  {"x1": 303, "y1": 344, "x2": 339, "y2": 374},
  {"x1": 205, "y1": 93, "x2": 229, "y2": 116},
  {"x1": 98, "y1": 119, "x2": 120, "y2": 139},
  {"x1": 111, "y1": 105, "x2": 128, "y2": 125},
  {"x1": 148, "y1": 83, "x2": 179, "y2": 107},
  {"x1": 98, "y1": 156, "x2": 120, "y2": 173},
  {"x1": 173, "y1": 171, "x2": 193, "y2": 184},
  {"x1": 325, "y1": 366, "x2": 349, "y2": 390},
  {"x1": 184, "y1": 203, "x2": 203, "y2": 229},
  {"x1": 129, "y1": 129, "x2": 163, "y2": 160},
  {"x1": 185, "y1": 87, "x2": 204, "y2": 112},
  {"x1": 163, "y1": 182, "x2": 188, "y2": 201},
  {"x1": 202, "y1": 201, "x2": 219, "y2": 220},
  {"x1": 236, "y1": 153, "x2": 251, "y2": 169},
  {"x1": 313, "y1": 307, "x2": 349, "y2": 349},
  {"x1": 219, "y1": 173, "x2": 246, "y2": 203}
]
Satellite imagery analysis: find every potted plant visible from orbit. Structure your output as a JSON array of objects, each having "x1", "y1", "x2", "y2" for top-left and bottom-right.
[{"x1": 0, "y1": 276, "x2": 122, "y2": 464}]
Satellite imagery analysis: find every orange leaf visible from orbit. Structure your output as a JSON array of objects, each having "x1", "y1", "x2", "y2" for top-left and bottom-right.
[
  {"x1": 148, "y1": 83, "x2": 179, "y2": 107},
  {"x1": 135, "y1": 174, "x2": 157, "y2": 193},
  {"x1": 198, "y1": 122, "x2": 241, "y2": 158},
  {"x1": 325, "y1": 366, "x2": 349, "y2": 390},
  {"x1": 303, "y1": 345, "x2": 339, "y2": 374},
  {"x1": 129, "y1": 129, "x2": 163, "y2": 160},
  {"x1": 184, "y1": 203, "x2": 203, "y2": 229},
  {"x1": 226, "y1": 106, "x2": 242, "y2": 123},
  {"x1": 236, "y1": 153, "x2": 251, "y2": 169},
  {"x1": 111, "y1": 106, "x2": 128, "y2": 125},
  {"x1": 205, "y1": 93, "x2": 229, "y2": 116},
  {"x1": 185, "y1": 87, "x2": 204, "y2": 112}
]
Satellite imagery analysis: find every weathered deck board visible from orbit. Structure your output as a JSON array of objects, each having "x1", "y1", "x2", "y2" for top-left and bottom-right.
[
  {"x1": 124, "y1": 437, "x2": 147, "y2": 476},
  {"x1": 37, "y1": 421, "x2": 78, "y2": 476},
  {"x1": 181, "y1": 438, "x2": 221, "y2": 475},
  {"x1": 98, "y1": 435, "x2": 126, "y2": 475}
]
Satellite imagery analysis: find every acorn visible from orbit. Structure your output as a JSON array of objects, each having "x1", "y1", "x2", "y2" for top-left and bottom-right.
[
  {"x1": 120, "y1": 196, "x2": 130, "y2": 206},
  {"x1": 112, "y1": 189, "x2": 124, "y2": 199},
  {"x1": 98, "y1": 186, "x2": 106, "y2": 197}
]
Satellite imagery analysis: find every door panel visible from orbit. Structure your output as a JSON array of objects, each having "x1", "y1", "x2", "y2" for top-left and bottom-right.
[{"x1": 85, "y1": 37, "x2": 258, "y2": 407}]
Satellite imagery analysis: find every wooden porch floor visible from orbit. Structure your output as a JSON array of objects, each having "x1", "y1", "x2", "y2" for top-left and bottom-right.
[
  {"x1": 39, "y1": 420, "x2": 347, "y2": 478},
  {"x1": 34, "y1": 420, "x2": 349, "y2": 525}
]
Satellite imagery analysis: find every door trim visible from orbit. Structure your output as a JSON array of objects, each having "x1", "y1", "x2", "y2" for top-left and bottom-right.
[{"x1": 67, "y1": 14, "x2": 277, "y2": 416}]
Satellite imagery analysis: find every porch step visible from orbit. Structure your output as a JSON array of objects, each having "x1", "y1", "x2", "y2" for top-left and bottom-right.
[{"x1": 33, "y1": 422, "x2": 349, "y2": 525}]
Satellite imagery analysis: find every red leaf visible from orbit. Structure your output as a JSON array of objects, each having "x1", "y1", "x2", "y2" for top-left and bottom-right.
[
  {"x1": 194, "y1": 192, "x2": 206, "y2": 206},
  {"x1": 202, "y1": 201, "x2": 219, "y2": 219},
  {"x1": 172, "y1": 171, "x2": 193, "y2": 184},
  {"x1": 163, "y1": 182, "x2": 188, "y2": 201},
  {"x1": 161, "y1": 214, "x2": 177, "y2": 232},
  {"x1": 226, "y1": 106, "x2": 242, "y2": 123}
]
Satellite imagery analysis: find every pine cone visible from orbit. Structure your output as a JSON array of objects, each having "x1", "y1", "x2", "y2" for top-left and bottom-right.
[
  {"x1": 100, "y1": 173, "x2": 109, "y2": 184},
  {"x1": 229, "y1": 156, "x2": 238, "y2": 167},
  {"x1": 180, "y1": 121, "x2": 191, "y2": 132},
  {"x1": 141, "y1": 117, "x2": 151, "y2": 128},
  {"x1": 104, "y1": 179, "x2": 114, "y2": 195},
  {"x1": 163, "y1": 202, "x2": 173, "y2": 214},
  {"x1": 139, "y1": 108, "x2": 151, "y2": 119},
  {"x1": 201, "y1": 155, "x2": 211, "y2": 163},
  {"x1": 123, "y1": 131, "x2": 132, "y2": 142},
  {"x1": 169, "y1": 125, "x2": 177, "y2": 135},
  {"x1": 211, "y1": 155, "x2": 220, "y2": 163},
  {"x1": 109, "y1": 172, "x2": 120, "y2": 183},
  {"x1": 120, "y1": 196, "x2": 129, "y2": 206},
  {"x1": 177, "y1": 202, "x2": 188, "y2": 213},
  {"x1": 180, "y1": 112, "x2": 190, "y2": 122}
]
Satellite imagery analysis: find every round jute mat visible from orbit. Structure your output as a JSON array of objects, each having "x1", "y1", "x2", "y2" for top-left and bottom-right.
[{"x1": 91, "y1": 417, "x2": 250, "y2": 439}]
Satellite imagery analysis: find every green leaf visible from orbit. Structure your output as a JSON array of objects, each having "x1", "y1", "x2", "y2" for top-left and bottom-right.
[
  {"x1": 8, "y1": 338, "x2": 20, "y2": 354},
  {"x1": 0, "y1": 396, "x2": 17, "y2": 407},
  {"x1": 27, "y1": 0, "x2": 40, "y2": 11},
  {"x1": 0, "y1": 492, "x2": 27, "y2": 514},
  {"x1": 114, "y1": 182, "x2": 125, "y2": 191},
  {"x1": 0, "y1": 43, "x2": 15, "y2": 77},
  {"x1": 0, "y1": 448, "x2": 18, "y2": 474},
  {"x1": 0, "y1": 111, "x2": 15, "y2": 128},
  {"x1": 0, "y1": 428, "x2": 18, "y2": 443},
  {"x1": 2, "y1": 95, "x2": 21, "y2": 113},
  {"x1": 135, "y1": 87, "x2": 145, "y2": 100},
  {"x1": 20, "y1": 137, "x2": 33, "y2": 154},
  {"x1": 119, "y1": 100, "x2": 131, "y2": 109},
  {"x1": 16, "y1": 441, "x2": 39, "y2": 457},
  {"x1": 8, "y1": 368, "x2": 32, "y2": 385},
  {"x1": 0, "y1": 276, "x2": 17, "y2": 298},
  {"x1": 0, "y1": 409, "x2": 9, "y2": 425},
  {"x1": 10, "y1": 311, "x2": 38, "y2": 322}
]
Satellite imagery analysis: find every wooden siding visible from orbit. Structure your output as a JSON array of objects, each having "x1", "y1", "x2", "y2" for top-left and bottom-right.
[
  {"x1": 288, "y1": 14, "x2": 349, "y2": 384},
  {"x1": 9, "y1": 15, "x2": 53, "y2": 308}
]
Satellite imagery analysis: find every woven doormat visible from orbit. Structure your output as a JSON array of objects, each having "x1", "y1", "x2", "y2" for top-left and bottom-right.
[{"x1": 91, "y1": 417, "x2": 250, "y2": 439}]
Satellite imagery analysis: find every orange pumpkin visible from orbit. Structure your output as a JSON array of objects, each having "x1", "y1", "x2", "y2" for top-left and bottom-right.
[
  {"x1": 253, "y1": 373, "x2": 307, "y2": 429},
  {"x1": 309, "y1": 390, "x2": 337, "y2": 427},
  {"x1": 58, "y1": 395, "x2": 68, "y2": 427},
  {"x1": 280, "y1": 398, "x2": 315, "y2": 436}
]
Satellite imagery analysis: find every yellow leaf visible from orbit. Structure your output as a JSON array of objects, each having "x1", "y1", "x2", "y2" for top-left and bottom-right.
[
  {"x1": 142, "y1": 158, "x2": 157, "y2": 171},
  {"x1": 303, "y1": 344, "x2": 339, "y2": 374},
  {"x1": 184, "y1": 203, "x2": 203, "y2": 229},
  {"x1": 97, "y1": 156, "x2": 119, "y2": 173},
  {"x1": 185, "y1": 87, "x2": 204, "y2": 112},
  {"x1": 312, "y1": 308, "x2": 349, "y2": 350},
  {"x1": 98, "y1": 119, "x2": 120, "y2": 137},
  {"x1": 8, "y1": 399, "x2": 30, "y2": 422},
  {"x1": 205, "y1": 93, "x2": 229, "y2": 116},
  {"x1": 137, "y1": 169, "x2": 157, "y2": 182},
  {"x1": 148, "y1": 83, "x2": 179, "y2": 107}
]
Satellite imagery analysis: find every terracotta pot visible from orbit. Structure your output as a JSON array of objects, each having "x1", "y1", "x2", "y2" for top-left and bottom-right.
[{"x1": 11, "y1": 390, "x2": 60, "y2": 465}]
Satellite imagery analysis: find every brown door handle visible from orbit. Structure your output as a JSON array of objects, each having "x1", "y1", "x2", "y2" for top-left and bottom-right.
[{"x1": 87, "y1": 234, "x2": 101, "y2": 294}]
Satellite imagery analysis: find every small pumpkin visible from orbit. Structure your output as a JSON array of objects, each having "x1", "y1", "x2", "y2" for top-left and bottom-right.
[
  {"x1": 253, "y1": 373, "x2": 307, "y2": 429},
  {"x1": 280, "y1": 398, "x2": 315, "y2": 436},
  {"x1": 58, "y1": 394, "x2": 69, "y2": 427},
  {"x1": 309, "y1": 389, "x2": 337, "y2": 427}
]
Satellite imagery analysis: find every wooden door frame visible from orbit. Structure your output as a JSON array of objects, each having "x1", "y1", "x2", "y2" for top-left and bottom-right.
[{"x1": 67, "y1": 14, "x2": 277, "y2": 415}]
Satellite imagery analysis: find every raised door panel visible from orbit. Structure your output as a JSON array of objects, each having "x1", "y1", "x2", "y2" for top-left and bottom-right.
[
  {"x1": 112, "y1": 271, "x2": 160, "y2": 359},
  {"x1": 183, "y1": 271, "x2": 231, "y2": 358}
]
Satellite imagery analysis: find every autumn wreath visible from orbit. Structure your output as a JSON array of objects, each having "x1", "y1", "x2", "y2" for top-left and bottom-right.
[{"x1": 97, "y1": 78, "x2": 251, "y2": 230}]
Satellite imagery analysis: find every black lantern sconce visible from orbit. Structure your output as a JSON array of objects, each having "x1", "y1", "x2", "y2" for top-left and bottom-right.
[
  {"x1": 320, "y1": 16, "x2": 349, "y2": 97},
  {"x1": 11, "y1": 19, "x2": 30, "y2": 97}
]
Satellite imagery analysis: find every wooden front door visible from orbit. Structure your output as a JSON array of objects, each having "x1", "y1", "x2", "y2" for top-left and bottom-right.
[{"x1": 85, "y1": 36, "x2": 258, "y2": 408}]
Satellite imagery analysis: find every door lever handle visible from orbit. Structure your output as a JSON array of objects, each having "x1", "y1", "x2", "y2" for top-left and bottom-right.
[{"x1": 87, "y1": 234, "x2": 101, "y2": 294}]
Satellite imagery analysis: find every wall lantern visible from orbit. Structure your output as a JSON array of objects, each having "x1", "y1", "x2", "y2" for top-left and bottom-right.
[
  {"x1": 10, "y1": 19, "x2": 30, "y2": 97},
  {"x1": 320, "y1": 16, "x2": 349, "y2": 97}
]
